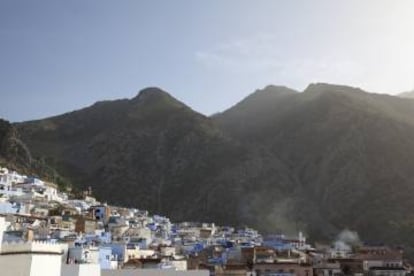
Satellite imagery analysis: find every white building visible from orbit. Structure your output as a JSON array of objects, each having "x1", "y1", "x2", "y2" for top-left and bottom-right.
[
  {"x1": 0, "y1": 168, "x2": 25, "y2": 198},
  {"x1": 0, "y1": 169, "x2": 12, "y2": 191},
  {"x1": 44, "y1": 182, "x2": 60, "y2": 201},
  {"x1": 68, "y1": 245, "x2": 118, "y2": 269},
  {"x1": 0, "y1": 240, "x2": 63, "y2": 276},
  {"x1": 0, "y1": 217, "x2": 100, "y2": 276}
]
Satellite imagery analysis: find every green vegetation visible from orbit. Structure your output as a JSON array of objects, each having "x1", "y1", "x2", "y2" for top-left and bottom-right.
[{"x1": 0, "y1": 119, "x2": 72, "y2": 191}]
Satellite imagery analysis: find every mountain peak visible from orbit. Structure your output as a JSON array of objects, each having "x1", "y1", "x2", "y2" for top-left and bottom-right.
[
  {"x1": 132, "y1": 87, "x2": 183, "y2": 105},
  {"x1": 235, "y1": 85, "x2": 297, "y2": 105},
  {"x1": 215, "y1": 85, "x2": 297, "y2": 121},
  {"x1": 130, "y1": 87, "x2": 189, "y2": 113},
  {"x1": 133, "y1": 87, "x2": 173, "y2": 101}
]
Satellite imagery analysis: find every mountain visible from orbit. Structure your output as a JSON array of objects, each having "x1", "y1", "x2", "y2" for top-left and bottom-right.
[
  {"x1": 398, "y1": 90, "x2": 414, "y2": 99},
  {"x1": 14, "y1": 84, "x2": 414, "y2": 251},
  {"x1": 216, "y1": 83, "x2": 414, "y2": 244},
  {"x1": 16, "y1": 88, "x2": 252, "y2": 225}
]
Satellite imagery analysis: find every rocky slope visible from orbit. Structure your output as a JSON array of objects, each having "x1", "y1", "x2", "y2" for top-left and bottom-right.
[{"x1": 0, "y1": 119, "x2": 69, "y2": 188}]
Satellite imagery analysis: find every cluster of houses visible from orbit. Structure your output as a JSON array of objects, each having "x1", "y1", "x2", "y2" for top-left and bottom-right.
[{"x1": 0, "y1": 166, "x2": 411, "y2": 276}]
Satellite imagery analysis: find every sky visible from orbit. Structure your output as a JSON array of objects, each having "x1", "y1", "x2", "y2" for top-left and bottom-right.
[{"x1": 1, "y1": 0, "x2": 414, "y2": 122}]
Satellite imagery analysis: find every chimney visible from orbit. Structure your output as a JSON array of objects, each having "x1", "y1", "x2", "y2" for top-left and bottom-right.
[{"x1": 26, "y1": 228, "x2": 34, "y2": 242}]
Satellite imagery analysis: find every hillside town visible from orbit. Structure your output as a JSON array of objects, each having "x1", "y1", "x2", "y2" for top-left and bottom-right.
[{"x1": 0, "y1": 166, "x2": 411, "y2": 276}]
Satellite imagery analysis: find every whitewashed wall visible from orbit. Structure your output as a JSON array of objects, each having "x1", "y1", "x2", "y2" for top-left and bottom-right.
[
  {"x1": 0, "y1": 254, "x2": 61, "y2": 276},
  {"x1": 0, "y1": 254, "x2": 32, "y2": 276},
  {"x1": 31, "y1": 254, "x2": 62, "y2": 276}
]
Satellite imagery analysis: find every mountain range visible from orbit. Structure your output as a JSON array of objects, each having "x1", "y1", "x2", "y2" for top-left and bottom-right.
[{"x1": 4, "y1": 83, "x2": 414, "y2": 251}]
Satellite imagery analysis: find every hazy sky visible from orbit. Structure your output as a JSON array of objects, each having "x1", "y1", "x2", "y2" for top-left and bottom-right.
[{"x1": 1, "y1": 0, "x2": 414, "y2": 122}]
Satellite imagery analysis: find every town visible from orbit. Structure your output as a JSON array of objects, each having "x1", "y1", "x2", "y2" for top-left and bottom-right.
[{"x1": 0, "y1": 166, "x2": 410, "y2": 276}]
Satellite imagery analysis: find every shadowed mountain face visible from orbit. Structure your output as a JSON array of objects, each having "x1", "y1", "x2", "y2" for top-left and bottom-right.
[
  {"x1": 16, "y1": 88, "x2": 251, "y2": 225},
  {"x1": 14, "y1": 84, "x2": 414, "y2": 248}
]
